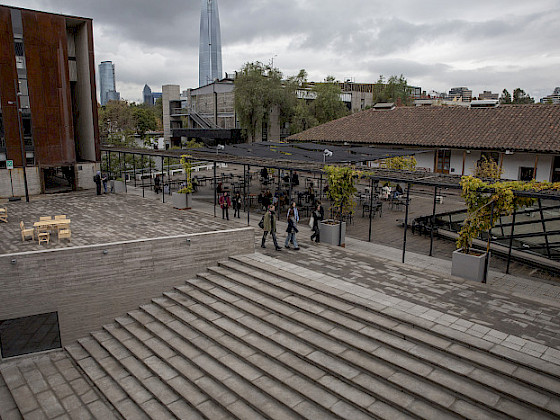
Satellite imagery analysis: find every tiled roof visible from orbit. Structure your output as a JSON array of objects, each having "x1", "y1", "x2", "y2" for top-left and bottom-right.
[{"x1": 287, "y1": 104, "x2": 560, "y2": 153}]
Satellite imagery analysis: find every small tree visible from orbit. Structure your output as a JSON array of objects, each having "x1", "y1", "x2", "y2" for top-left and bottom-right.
[
  {"x1": 323, "y1": 165, "x2": 359, "y2": 222},
  {"x1": 457, "y1": 177, "x2": 560, "y2": 253},
  {"x1": 380, "y1": 156, "x2": 417, "y2": 171},
  {"x1": 178, "y1": 155, "x2": 193, "y2": 194},
  {"x1": 474, "y1": 156, "x2": 503, "y2": 179}
]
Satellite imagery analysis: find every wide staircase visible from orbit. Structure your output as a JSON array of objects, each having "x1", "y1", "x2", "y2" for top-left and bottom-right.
[{"x1": 2, "y1": 254, "x2": 560, "y2": 419}]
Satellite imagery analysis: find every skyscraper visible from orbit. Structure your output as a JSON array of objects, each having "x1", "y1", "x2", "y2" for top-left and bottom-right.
[
  {"x1": 143, "y1": 84, "x2": 153, "y2": 106},
  {"x1": 199, "y1": 0, "x2": 222, "y2": 87},
  {"x1": 98, "y1": 61, "x2": 120, "y2": 105}
]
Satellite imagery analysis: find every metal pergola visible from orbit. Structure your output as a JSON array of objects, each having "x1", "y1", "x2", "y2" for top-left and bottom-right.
[{"x1": 101, "y1": 144, "x2": 560, "y2": 275}]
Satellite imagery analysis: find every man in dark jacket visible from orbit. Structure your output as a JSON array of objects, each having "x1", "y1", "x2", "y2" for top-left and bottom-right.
[{"x1": 261, "y1": 205, "x2": 281, "y2": 250}]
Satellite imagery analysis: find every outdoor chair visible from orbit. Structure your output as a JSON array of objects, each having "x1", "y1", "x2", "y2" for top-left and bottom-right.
[
  {"x1": 0, "y1": 207, "x2": 7, "y2": 223},
  {"x1": 39, "y1": 216, "x2": 52, "y2": 221},
  {"x1": 58, "y1": 228, "x2": 71, "y2": 241},
  {"x1": 37, "y1": 230, "x2": 49, "y2": 245},
  {"x1": 20, "y1": 221, "x2": 34, "y2": 241}
]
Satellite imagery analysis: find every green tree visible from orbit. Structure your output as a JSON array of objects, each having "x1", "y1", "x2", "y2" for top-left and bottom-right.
[
  {"x1": 131, "y1": 105, "x2": 158, "y2": 137},
  {"x1": 234, "y1": 62, "x2": 287, "y2": 142},
  {"x1": 98, "y1": 100, "x2": 134, "y2": 140},
  {"x1": 290, "y1": 100, "x2": 318, "y2": 134},
  {"x1": 499, "y1": 89, "x2": 512, "y2": 104},
  {"x1": 312, "y1": 76, "x2": 349, "y2": 124},
  {"x1": 512, "y1": 88, "x2": 534, "y2": 104},
  {"x1": 372, "y1": 74, "x2": 413, "y2": 105}
]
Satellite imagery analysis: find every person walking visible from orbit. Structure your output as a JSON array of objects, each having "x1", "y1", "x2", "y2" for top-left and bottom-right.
[
  {"x1": 261, "y1": 205, "x2": 281, "y2": 250},
  {"x1": 310, "y1": 202, "x2": 324, "y2": 243},
  {"x1": 285, "y1": 205, "x2": 300, "y2": 250},
  {"x1": 94, "y1": 171, "x2": 102, "y2": 195},
  {"x1": 219, "y1": 191, "x2": 231, "y2": 220},
  {"x1": 233, "y1": 192, "x2": 242, "y2": 218}
]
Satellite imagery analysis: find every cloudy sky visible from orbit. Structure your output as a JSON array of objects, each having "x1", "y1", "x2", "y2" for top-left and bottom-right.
[{"x1": 7, "y1": 0, "x2": 560, "y2": 102}]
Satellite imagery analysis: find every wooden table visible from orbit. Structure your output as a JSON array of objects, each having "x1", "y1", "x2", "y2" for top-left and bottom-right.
[{"x1": 34, "y1": 219, "x2": 71, "y2": 234}]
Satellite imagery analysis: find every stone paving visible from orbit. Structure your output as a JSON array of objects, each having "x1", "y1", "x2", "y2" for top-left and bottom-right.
[
  {"x1": 0, "y1": 191, "x2": 231, "y2": 255},
  {"x1": 0, "y1": 351, "x2": 116, "y2": 419}
]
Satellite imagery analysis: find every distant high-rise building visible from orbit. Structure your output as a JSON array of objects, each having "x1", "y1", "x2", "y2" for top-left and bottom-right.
[
  {"x1": 540, "y1": 87, "x2": 560, "y2": 104},
  {"x1": 98, "y1": 61, "x2": 120, "y2": 105},
  {"x1": 478, "y1": 90, "x2": 499, "y2": 100},
  {"x1": 143, "y1": 84, "x2": 153, "y2": 106},
  {"x1": 199, "y1": 0, "x2": 223, "y2": 87},
  {"x1": 448, "y1": 87, "x2": 472, "y2": 102}
]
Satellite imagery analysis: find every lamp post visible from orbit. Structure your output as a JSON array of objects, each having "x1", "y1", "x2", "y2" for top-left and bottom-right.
[
  {"x1": 7, "y1": 82, "x2": 29, "y2": 202},
  {"x1": 323, "y1": 149, "x2": 333, "y2": 163}
]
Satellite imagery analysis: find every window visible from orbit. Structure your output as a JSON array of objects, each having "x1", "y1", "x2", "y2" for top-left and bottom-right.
[
  {"x1": 519, "y1": 167, "x2": 534, "y2": 181},
  {"x1": 14, "y1": 41, "x2": 24, "y2": 57},
  {"x1": 553, "y1": 156, "x2": 560, "y2": 182},
  {"x1": 478, "y1": 152, "x2": 499, "y2": 166}
]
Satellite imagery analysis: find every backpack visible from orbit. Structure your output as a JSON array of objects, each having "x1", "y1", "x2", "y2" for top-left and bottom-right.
[{"x1": 93, "y1": 174, "x2": 100, "y2": 183}]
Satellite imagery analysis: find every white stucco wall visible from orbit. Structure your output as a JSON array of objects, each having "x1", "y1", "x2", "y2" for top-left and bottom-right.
[{"x1": 412, "y1": 149, "x2": 557, "y2": 181}]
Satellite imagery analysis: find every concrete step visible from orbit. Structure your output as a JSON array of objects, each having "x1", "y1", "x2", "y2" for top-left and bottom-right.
[
  {"x1": 150, "y1": 294, "x2": 352, "y2": 420},
  {"x1": 114, "y1": 313, "x2": 253, "y2": 420},
  {"x1": 199, "y1": 258, "x2": 560, "y2": 419},
  {"x1": 0, "y1": 351, "x2": 117, "y2": 419},
  {"x1": 98, "y1": 321, "x2": 203, "y2": 420},
  {"x1": 134, "y1": 302, "x2": 308, "y2": 420},
  {"x1": 229, "y1": 255, "x2": 560, "y2": 381},
  {"x1": 176, "y1": 275, "x2": 453, "y2": 419},
  {"x1": 227, "y1": 255, "x2": 560, "y2": 396},
  {"x1": 57, "y1": 251, "x2": 560, "y2": 419}
]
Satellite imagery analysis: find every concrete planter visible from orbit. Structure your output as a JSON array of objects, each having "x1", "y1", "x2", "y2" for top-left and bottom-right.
[
  {"x1": 112, "y1": 180, "x2": 126, "y2": 194},
  {"x1": 173, "y1": 193, "x2": 192, "y2": 210},
  {"x1": 451, "y1": 248, "x2": 489, "y2": 282},
  {"x1": 319, "y1": 219, "x2": 346, "y2": 246}
]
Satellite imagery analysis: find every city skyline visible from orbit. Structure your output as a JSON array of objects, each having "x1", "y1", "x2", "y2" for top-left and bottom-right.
[{"x1": 9, "y1": 0, "x2": 560, "y2": 103}]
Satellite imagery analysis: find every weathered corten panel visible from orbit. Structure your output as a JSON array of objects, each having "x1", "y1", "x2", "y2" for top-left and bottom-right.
[
  {"x1": 22, "y1": 9, "x2": 75, "y2": 167},
  {"x1": 0, "y1": 7, "x2": 22, "y2": 166}
]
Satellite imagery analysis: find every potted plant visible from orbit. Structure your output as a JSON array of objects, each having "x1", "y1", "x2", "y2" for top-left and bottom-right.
[
  {"x1": 112, "y1": 177, "x2": 126, "y2": 194},
  {"x1": 173, "y1": 155, "x2": 193, "y2": 209},
  {"x1": 320, "y1": 165, "x2": 359, "y2": 246},
  {"x1": 452, "y1": 168, "x2": 551, "y2": 282}
]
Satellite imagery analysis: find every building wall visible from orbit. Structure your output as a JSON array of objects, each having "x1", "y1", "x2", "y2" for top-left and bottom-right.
[
  {"x1": 0, "y1": 6, "x2": 99, "y2": 197},
  {"x1": 413, "y1": 148, "x2": 556, "y2": 181},
  {"x1": 0, "y1": 228, "x2": 255, "y2": 350},
  {"x1": 73, "y1": 20, "x2": 99, "y2": 163},
  {"x1": 22, "y1": 9, "x2": 75, "y2": 167},
  {"x1": 0, "y1": 166, "x2": 41, "y2": 196},
  {"x1": 162, "y1": 84, "x2": 180, "y2": 145}
]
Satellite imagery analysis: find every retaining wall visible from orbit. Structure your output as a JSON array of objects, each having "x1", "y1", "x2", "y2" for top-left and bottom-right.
[{"x1": 0, "y1": 227, "x2": 254, "y2": 353}]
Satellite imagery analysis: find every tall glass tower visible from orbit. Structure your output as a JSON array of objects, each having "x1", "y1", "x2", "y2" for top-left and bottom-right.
[
  {"x1": 199, "y1": 0, "x2": 222, "y2": 87},
  {"x1": 98, "y1": 61, "x2": 120, "y2": 105}
]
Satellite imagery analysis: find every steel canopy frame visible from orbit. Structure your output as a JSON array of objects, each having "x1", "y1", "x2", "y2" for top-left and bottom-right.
[{"x1": 101, "y1": 145, "x2": 560, "y2": 271}]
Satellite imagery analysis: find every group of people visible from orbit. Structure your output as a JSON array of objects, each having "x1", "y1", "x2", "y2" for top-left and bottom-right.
[
  {"x1": 260, "y1": 201, "x2": 324, "y2": 250},
  {"x1": 219, "y1": 191, "x2": 242, "y2": 220},
  {"x1": 93, "y1": 171, "x2": 108, "y2": 195}
]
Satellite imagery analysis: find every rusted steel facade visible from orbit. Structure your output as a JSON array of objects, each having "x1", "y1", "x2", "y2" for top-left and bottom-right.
[{"x1": 0, "y1": 5, "x2": 99, "y2": 170}]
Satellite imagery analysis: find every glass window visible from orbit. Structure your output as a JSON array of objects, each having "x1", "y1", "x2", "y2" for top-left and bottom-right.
[{"x1": 14, "y1": 41, "x2": 24, "y2": 57}]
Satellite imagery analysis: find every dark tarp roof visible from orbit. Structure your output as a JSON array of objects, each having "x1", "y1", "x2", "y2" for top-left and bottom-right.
[{"x1": 201, "y1": 142, "x2": 423, "y2": 164}]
